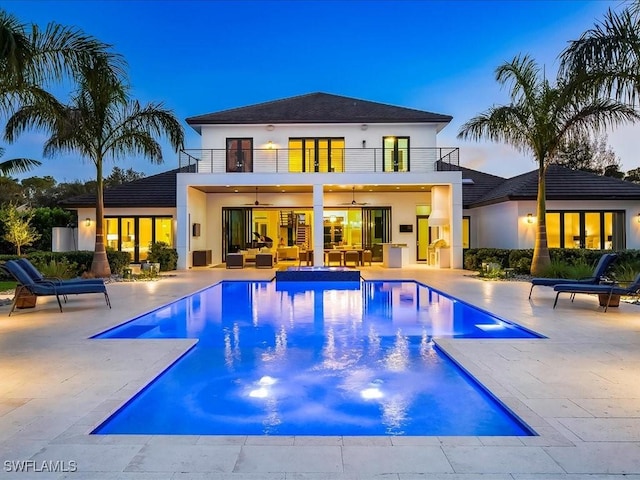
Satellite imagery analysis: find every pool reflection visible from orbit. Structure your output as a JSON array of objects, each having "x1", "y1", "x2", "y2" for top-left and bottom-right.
[{"x1": 93, "y1": 280, "x2": 540, "y2": 436}]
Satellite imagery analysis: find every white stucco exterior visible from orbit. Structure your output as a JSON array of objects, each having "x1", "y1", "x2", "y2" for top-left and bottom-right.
[
  {"x1": 467, "y1": 199, "x2": 640, "y2": 250},
  {"x1": 176, "y1": 169, "x2": 463, "y2": 269},
  {"x1": 66, "y1": 95, "x2": 640, "y2": 272}
]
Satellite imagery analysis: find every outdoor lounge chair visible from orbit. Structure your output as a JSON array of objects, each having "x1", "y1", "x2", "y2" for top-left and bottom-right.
[
  {"x1": 528, "y1": 253, "x2": 617, "y2": 299},
  {"x1": 225, "y1": 253, "x2": 244, "y2": 269},
  {"x1": 553, "y1": 273, "x2": 640, "y2": 312},
  {"x1": 2, "y1": 260, "x2": 111, "y2": 316},
  {"x1": 16, "y1": 258, "x2": 105, "y2": 286},
  {"x1": 255, "y1": 252, "x2": 274, "y2": 269}
]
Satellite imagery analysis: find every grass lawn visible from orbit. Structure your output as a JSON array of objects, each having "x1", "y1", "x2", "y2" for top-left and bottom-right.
[{"x1": 0, "y1": 280, "x2": 17, "y2": 292}]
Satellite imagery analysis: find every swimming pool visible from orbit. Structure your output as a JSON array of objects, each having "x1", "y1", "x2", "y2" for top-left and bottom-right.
[{"x1": 93, "y1": 280, "x2": 541, "y2": 436}]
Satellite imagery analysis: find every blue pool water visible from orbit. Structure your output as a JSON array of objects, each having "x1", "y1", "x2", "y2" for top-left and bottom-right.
[{"x1": 93, "y1": 280, "x2": 541, "y2": 436}]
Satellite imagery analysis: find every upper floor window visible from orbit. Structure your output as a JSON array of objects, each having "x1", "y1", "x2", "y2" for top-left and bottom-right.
[
  {"x1": 226, "y1": 138, "x2": 253, "y2": 172},
  {"x1": 546, "y1": 210, "x2": 625, "y2": 250},
  {"x1": 288, "y1": 138, "x2": 344, "y2": 172},
  {"x1": 383, "y1": 136, "x2": 410, "y2": 172}
]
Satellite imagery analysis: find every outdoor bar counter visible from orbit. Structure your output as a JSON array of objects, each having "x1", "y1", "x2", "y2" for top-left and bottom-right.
[{"x1": 381, "y1": 243, "x2": 408, "y2": 268}]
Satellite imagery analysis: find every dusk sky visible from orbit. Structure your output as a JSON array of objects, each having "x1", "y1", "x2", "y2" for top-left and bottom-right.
[{"x1": 2, "y1": 0, "x2": 635, "y2": 182}]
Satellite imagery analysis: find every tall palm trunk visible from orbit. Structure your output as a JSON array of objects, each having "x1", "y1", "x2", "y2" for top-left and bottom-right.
[
  {"x1": 91, "y1": 157, "x2": 111, "y2": 277},
  {"x1": 531, "y1": 164, "x2": 550, "y2": 275}
]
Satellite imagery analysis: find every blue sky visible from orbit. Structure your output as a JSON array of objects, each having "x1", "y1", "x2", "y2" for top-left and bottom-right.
[{"x1": 2, "y1": 0, "x2": 633, "y2": 181}]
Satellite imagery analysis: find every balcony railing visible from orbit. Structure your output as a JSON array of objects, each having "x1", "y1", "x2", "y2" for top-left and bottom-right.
[{"x1": 179, "y1": 147, "x2": 459, "y2": 174}]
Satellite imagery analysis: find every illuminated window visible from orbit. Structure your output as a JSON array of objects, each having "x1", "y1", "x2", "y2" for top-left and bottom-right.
[
  {"x1": 288, "y1": 138, "x2": 344, "y2": 172},
  {"x1": 383, "y1": 136, "x2": 410, "y2": 172},
  {"x1": 546, "y1": 210, "x2": 625, "y2": 249},
  {"x1": 462, "y1": 216, "x2": 470, "y2": 249},
  {"x1": 103, "y1": 216, "x2": 174, "y2": 263},
  {"x1": 546, "y1": 212, "x2": 561, "y2": 248}
]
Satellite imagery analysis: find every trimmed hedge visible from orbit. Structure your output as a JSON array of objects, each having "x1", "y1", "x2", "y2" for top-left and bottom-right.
[
  {"x1": 1, "y1": 250, "x2": 132, "y2": 278},
  {"x1": 147, "y1": 242, "x2": 178, "y2": 271},
  {"x1": 464, "y1": 248, "x2": 640, "y2": 275}
]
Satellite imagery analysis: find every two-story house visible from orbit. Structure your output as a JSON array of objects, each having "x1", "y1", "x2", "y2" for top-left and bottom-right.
[
  {"x1": 61, "y1": 92, "x2": 640, "y2": 270},
  {"x1": 174, "y1": 92, "x2": 462, "y2": 269}
]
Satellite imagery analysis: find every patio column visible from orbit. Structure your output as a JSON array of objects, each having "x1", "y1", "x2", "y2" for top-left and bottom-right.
[
  {"x1": 312, "y1": 184, "x2": 324, "y2": 266},
  {"x1": 176, "y1": 178, "x2": 189, "y2": 270}
]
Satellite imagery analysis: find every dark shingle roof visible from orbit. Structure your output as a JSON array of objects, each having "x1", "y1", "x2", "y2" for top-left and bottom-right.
[
  {"x1": 469, "y1": 164, "x2": 640, "y2": 207},
  {"x1": 59, "y1": 163, "x2": 640, "y2": 210},
  {"x1": 437, "y1": 161, "x2": 507, "y2": 208},
  {"x1": 185, "y1": 92, "x2": 453, "y2": 128},
  {"x1": 59, "y1": 166, "x2": 194, "y2": 208}
]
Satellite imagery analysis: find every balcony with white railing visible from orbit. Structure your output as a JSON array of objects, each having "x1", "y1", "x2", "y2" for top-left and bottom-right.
[{"x1": 179, "y1": 147, "x2": 459, "y2": 174}]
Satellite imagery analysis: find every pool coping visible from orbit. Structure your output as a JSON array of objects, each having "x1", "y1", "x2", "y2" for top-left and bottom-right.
[{"x1": 2, "y1": 266, "x2": 640, "y2": 476}]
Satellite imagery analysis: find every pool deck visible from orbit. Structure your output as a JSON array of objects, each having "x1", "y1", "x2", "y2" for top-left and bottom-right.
[{"x1": 1, "y1": 265, "x2": 640, "y2": 479}]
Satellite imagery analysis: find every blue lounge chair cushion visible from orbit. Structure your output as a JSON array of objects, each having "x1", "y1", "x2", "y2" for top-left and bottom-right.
[
  {"x1": 529, "y1": 253, "x2": 617, "y2": 298},
  {"x1": 16, "y1": 258, "x2": 105, "y2": 285},
  {"x1": 2, "y1": 260, "x2": 111, "y2": 315},
  {"x1": 553, "y1": 273, "x2": 640, "y2": 311}
]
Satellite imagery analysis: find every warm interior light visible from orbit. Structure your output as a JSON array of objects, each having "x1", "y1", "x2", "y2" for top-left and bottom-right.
[
  {"x1": 329, "y1": 215, "x2": 337, "y2": 223},
  {"x1": 85, "y1": 217, "x2": 91, "y2": 227}
]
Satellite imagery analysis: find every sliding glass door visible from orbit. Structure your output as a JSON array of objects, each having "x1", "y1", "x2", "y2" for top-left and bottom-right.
[
  {"x1": 103, "y1": 216, "x2": 174, "y2": 263},
  {"x1": 222, "y1": 208, "x2": 252, "y2": 260},
  {"x1": 362, "y1": 207, "x2": 391, "y2": 262}
]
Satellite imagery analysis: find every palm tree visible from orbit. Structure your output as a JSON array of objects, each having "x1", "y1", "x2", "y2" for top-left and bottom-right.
[
  {"x1": 560, "y1": 2, "x2": 640, "y2": 105},
  {"x1": 5, "y1": 58, "x2": 184, "y2": 277},
  {"x1": 1, "y1": 9, "x2": 122, "y2": 176},
  {"x1": 0, "y1": 146, "x2": 40, "y2": 175},
  {"x1": 458, "y1": 55, "x2": 639, "y2": 275}
]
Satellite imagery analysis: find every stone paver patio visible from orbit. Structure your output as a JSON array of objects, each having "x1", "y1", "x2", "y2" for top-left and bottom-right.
[{"x1": 1, "y1": 265, "x2": 640, "y2": 479}]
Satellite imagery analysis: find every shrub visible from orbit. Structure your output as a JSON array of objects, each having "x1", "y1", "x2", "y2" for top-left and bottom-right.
[
  {"x1": 107, "y1": 249, "x2": 131, "y2": 275},
  {"x1": 513, "y1": 257, "x2": 532, "y2": 274},
  {"x1": 612, "y1": 260, "x2": 640, "y2": 283},
  {"x1": 28, "y1": 251, "x2": 91, "y2": 277},
  {"x1": 565, "y1": 259, "x2": 596, "y2": 279},
  {"x1": 508, "y1": 249, "x2": 533, "y2": 273},
  {"x1": 463, "y1": 248, "x2": 513, "y2": 271},
  {"x1": 32, "y1": 257, "x2": 78, "y2": 279},
  {"x1": 25, "y1": 250, "x2": 131, "y2": 277},
  {"x1": 147, "y1": 242, "x2": 178, "y2": 271},
  {"x1": 539, "y1": 259, "x2": 572, "y2": 279}
]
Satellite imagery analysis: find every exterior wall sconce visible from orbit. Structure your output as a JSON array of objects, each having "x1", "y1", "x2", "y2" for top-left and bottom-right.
[
  {"x1": 85, "y1": 217, "x2": 91, "y2": 227},
  {"x1": 526, "y1": 213, "x2": 534, "y2": 224},
  {"x1": 362, "y1": 140, "x2": 366, "y2": 148},
  {"x1": 637, "y1": 213, "x2": 640, "y2": 223},
  {"x1": 267, "y1": 141, "x2": 274, "y2": 149}
]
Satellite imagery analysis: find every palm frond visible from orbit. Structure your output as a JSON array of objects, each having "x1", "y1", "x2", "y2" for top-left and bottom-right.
[
  {"x1": 0, "y1": 10, "x2": 32, "y2": 82},
  {"x1": 560, "y1": 6, "x2": 640, "y2": 104},
  {"x1": 0, "y1": 157, "x2": 41, "y2": 175},
  {"x1": 26, "y1": 22, "x2": 126, "y2": 86},
  {"x1": 495, "y1": 54, "x2": 541, "y2": 104}
]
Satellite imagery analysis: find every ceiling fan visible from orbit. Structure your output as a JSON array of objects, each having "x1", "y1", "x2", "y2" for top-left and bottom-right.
[
  {"x1": 340, "y1": 187, "x2": 369, "y2": 206},
  {"x1": 243, "y1": 186, "x2": 273, "y2": 206}
]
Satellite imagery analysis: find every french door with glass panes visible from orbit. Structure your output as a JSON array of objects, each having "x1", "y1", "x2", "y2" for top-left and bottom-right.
[
  {"x1": 383, "y1": 136, "x2": 409, "y2": 172},
  {"x1": 288, "y1": 138, "x2": 344, "y2": 172}
]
